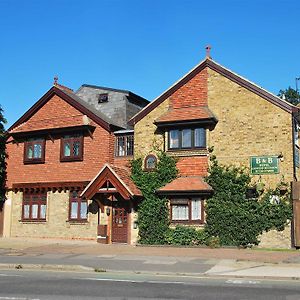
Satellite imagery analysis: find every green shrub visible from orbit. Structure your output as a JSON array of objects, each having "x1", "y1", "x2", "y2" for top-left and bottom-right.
[{"x1": 166, "y1": 226, "x2": 208, "y2": 246}]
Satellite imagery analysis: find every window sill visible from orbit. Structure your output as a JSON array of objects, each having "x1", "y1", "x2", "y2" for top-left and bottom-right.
[
  {"x1": 24, "y1": 160, "x2": 45, "y2": 165},
  {"x1": 171, "y1": 220, "x2": 204, "y2": 225},
  {"x1": 60, "y1": 158, "x2": 83, "y2": 162},
  {"x1": 67, "y1": 220, "x2": 89, "y2": 224},
  {"x1": 114, "y1": 155, "x2": 134, "y2": 158},
  {"x1": 19, "y1": 219, "x2": 47, "y2": 223},
  {"x1": 167, "y1": 148, "x2": 208, "y2": 157}
]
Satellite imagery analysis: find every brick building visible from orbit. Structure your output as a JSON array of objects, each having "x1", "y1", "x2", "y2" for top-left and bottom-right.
[
  {"x1": 130, "y1": 56, "x2": 300, "y2": 248},
  {"x1": 4, "y1": 54, "x2": 300, "y2": 247},
  {"x1": 4, "y1": 83, "x2": 148, "y2": 244}
]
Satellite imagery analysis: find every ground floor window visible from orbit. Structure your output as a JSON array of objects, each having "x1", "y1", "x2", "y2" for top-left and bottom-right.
[
  {"x1": 22, "y1": 191, "x2": 47, "y2": 221},
  {"x1": 170, "y1": 198, "x2": 204, "y2": 224},
  {"x1": 69, "y1": 191, "x2": 88, "y2": 221}
]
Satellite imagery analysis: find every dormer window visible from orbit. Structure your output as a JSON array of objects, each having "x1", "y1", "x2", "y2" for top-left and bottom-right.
[
  {"x1": 98, "y1": 93, "x2": 108, "y2": 103},
  {"x1": 24, "y1": 138, "x2": 45, "y2": 164},
  {"x1": 168, "y1": 127, "x2": 206, "y2": 150}
]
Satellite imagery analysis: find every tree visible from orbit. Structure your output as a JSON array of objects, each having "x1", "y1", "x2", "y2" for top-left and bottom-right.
[
  {"x1": 278, "y1": 87, "x2": 300, "y2": 106},
  {"x1": 0, "y1": 106, "x2": 6, "y2": 203}
]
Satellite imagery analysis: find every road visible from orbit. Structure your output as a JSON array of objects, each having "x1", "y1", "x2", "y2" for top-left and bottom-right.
[{"x1": 0, "y1": 269, "x2": 299, "y2": 300}]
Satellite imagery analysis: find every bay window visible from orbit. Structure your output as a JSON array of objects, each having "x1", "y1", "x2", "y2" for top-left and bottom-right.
[{"x1": 170, "y1": 198, "x2": 203, "y2": 224}]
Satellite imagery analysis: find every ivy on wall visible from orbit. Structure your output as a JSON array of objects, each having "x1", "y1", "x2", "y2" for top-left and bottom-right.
[
  {"x1": 205, "y1": 155, "x2": 292, "y2": 247},
  {"x1": 131, "y1": 151, "x2": 178, "y2": 244},
  {"x1": 131, "y1": 150, "x2": 292, "y2": 247}
]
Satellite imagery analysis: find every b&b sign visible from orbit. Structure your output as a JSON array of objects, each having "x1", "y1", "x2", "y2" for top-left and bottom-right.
[{"x1": 250, "y1": 156, "x2": 279, "y2": 175}]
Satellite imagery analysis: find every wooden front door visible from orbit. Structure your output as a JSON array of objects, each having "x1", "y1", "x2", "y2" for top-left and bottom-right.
[{"x1": 111, "y1": 200, "x2": 129, "y2": 243}]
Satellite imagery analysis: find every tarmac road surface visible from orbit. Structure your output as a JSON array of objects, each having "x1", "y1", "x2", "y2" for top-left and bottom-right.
[{"x1": 0, "y1": 269, "x2": 300, "y2": 300}]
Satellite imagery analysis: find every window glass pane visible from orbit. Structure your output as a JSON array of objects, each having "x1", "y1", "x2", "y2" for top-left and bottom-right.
[
  {"x1": 40, "y1": 204, "x2": 46, "y2": 219},
  {"x1": 118, "y1": 137, "x2": 125, "y2": 156},
  {"x1": 31, "y1": 204, "x2": 38, "y2": 219},
  {"x1": 146, "y1": 156, "x2": 156, "y2": 169},
  {"x1": 195, "y1": 128, "x2": 206, "y2": 148},
  {"x1": 71, "y1": 202, "x2": 78, "y2": 219},
  {"x1": 27, "y1": 145, "x2": 33, "y2": 159},
  {"x1": 169, "y1": 130, "x2": 179, "y2": 148},
  {"x1": 182, "y1": 129, "x2": 192, "y2": 148},
  {"x1": 191, "y1": 200, "x2": 201, "y2": 220},
  {"x1": 73, "y1": 141, "x2": 80, "y2": 156},
  {"x1": 80, "y1": 202, "x2": 87, "y2": 219},
  {"x1": 172, "y1": 205, "x2": 189, "y2": 220},
  {"x1": 23, "y1": 205, "x2": 30, "y2": 219},
  {"x1": 33, "y1": 143, "x2": 42, "y2": 158},
  {"x1": 64, "y1": 142, "x2": 71, "y2": 156},
  {"x1": 126, "y1": 136, "x2": 134, "y2": 156}
]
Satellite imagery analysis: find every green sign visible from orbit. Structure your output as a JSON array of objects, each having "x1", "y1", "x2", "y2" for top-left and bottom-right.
[{"x1": 250, "y1": 156, "x2": 279, "y2": 175}]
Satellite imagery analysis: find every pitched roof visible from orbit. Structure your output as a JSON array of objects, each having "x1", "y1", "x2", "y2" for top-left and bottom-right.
[
  {"x1": 157, "y1": 176, "x2": 213, "y2": 195},
  {"x1": 155, "y1": 106, "x2": 217, "y2": 125},
  {"x1": 8, "y1": 86, "x2": 122, "y2": 133},
  {"x1": 80, "y1": 163, "x2": 142, "y2": 200},
  {"x1": 129, "y1": 58, "x2": 298, "y2": 126}
]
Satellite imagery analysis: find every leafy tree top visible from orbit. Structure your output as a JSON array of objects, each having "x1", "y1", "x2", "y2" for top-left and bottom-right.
[{"x1": 278, "y1": 87, "x2": 300, "y2": 106}]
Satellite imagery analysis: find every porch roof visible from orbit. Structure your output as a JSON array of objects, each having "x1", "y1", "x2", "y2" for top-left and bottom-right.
[
  {"x1": 157, "y1": 176, "x2": 213, "y2": 196},
  {"x1": 80, "y1": 164, "x2": 142, "y2": 200}
]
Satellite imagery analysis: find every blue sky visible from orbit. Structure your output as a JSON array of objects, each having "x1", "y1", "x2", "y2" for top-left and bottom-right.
[{"x1": 1, "y1": 0, "x2": 300, "y2": 128}]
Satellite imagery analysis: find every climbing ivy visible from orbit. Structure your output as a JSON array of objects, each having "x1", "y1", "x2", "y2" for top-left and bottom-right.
[
  {"x1": 205, "y1": 155, "x2": 292, "y2": 247},
  {"x1": 131, "y1": 151, "x2": 178, "y2": 244}
]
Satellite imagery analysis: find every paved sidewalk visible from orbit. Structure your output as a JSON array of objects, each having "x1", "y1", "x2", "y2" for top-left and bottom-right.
[{"x1": 0, "y1": 237, "x2": 300, "y2": 280}]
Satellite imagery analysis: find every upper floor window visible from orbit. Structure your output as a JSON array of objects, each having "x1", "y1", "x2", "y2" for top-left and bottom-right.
[
  {"x1": 115, "y1": 135, "x2": 134, "y2": 157},
  {"x1": 22, "y1": 191, "x2": 47, "y2": 221},
  {"x1": 69, "y1": 191, "x2": 88, "y2": 221},
  {"x1": 144, "y1": 154, "x2": 157, "y2": 171},
  {"x1": 24, "y1": 139, "x2": 45, "y2": 164},
  {"x1": 98, "y1": 93, "x2": 108, "y2": 103},
  {"x1": 60, "y1": 135, "x2": 83, "y2": 162},
  {"x1": 168, "y1": 128, "x2": 206, "y2": 150}
]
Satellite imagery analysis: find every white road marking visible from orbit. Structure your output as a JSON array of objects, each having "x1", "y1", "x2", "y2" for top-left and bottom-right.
[
  {"x1": 0, "y1": 297, "x2": 40, "y2": 300},
  {"x1": 0, "y1": 274, "x2": 23, "y2": 277},
  {"x1": 226, "y1": 279, "x2": 260, "y2": 285}
]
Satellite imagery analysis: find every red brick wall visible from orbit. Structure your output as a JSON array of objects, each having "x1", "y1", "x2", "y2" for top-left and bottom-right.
[
  {"x1": 176, "y1": 156, "x2": 208, "y2": 176},
  {"x1": 6, "y1": 94, "x2": 114, "y2": 188},
  {"x1": 170, "y1": 68, "x2": 208, "y2": 109}
]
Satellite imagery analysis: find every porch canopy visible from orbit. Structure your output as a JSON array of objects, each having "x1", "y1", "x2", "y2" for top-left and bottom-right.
[
  {"x1": 80, "y1": 164, "x2": 142, "y2": 200},
  {"x1": 157, "y1": 176, "x2": 213, "y2": 196}
]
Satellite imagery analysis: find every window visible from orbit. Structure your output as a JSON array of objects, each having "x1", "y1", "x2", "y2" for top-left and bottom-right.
[
  {"x1": 24, "y1": 139, "x2": 45, "y2": 164},
  {"x1": 144, "y1": 154, "x2": 157, "y2": 171},
  {"x1": 69, "y1": 191, "x2": 88, "y2": 221},
  {"x1": 170, "y1": 199, "x2": 203, "y2": 224},
  {"x1": 60, "y1": 135, "x2": 83, "y2": 161},
  {"x1": 22, "y1": 191, "x2": 47, "y2": 221},
  {"x1": 115, "y1": 135, "x2": 134, "y2": 156},
  {"x1": 98, "y1": 93, "x2": 108, "y2": 103},
  {"x1": 168, "y1": 128, "x2": 206, "y2": 150}
]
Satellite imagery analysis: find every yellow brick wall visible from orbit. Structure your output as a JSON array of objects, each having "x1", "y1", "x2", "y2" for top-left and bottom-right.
[
  {"x1": 134, "y1": 99, "x2": 170, "y2": 157},
  {"x1": 10, "y1": 191, "x2": 98, "y2": 239},
  {"x1": 207, "y1": 68, "x2": 294, "y2": 189}
]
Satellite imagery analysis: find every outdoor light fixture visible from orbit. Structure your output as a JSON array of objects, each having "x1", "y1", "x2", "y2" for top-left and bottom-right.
[{"x1": 105, "y1": 207, "x2": 111, "y2": 216}]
